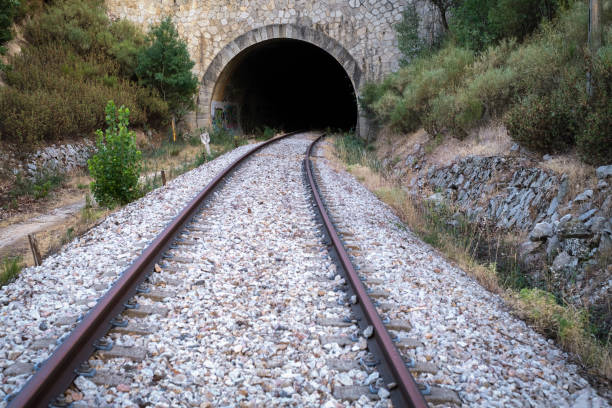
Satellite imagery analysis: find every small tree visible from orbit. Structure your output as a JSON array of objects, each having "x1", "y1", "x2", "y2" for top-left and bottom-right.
[
  {"x1": 396, "y1": 4, "x2": 427, "y2": 65},
  {"x1": 88, "y1": 101, "x2": 142, "y2": 207},
  {"x1": 135, "y1": 17, "x2": 198, "y2": 118}
]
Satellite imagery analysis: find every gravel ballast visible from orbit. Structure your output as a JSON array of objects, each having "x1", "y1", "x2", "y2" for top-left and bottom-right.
[{"x1": 1, "y1": 133, "x2": 608, "y2": 407}]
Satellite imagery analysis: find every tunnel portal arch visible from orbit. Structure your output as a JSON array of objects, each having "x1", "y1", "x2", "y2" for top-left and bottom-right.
[{"x1": 196, "y1": 24, "x2": 367, "y2": 136}]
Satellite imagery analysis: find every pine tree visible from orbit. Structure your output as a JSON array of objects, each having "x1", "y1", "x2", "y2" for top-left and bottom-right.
[{"x1": 136, "y1": 17, "x2": 198, "y2": 117}]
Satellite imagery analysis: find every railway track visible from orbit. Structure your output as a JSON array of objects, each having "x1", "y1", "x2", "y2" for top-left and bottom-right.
[
  {"x1": 2, "y1": 131, "x2": 605, "y2": 407},
  {"x1": 5, "y1": 132, "x2": 444, "y2": 407}
]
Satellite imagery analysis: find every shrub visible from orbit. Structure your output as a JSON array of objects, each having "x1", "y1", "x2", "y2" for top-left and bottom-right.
[
  {"x1": 450, "y1": 0, "x2": 498, "y2": 51},
  {"x1": 577, "y1": 42, "x2": 612, "y2": 165},
  {"x1": 262, "y1": 126, "x2": 276, "y2": 140},
  {"x1": 88, "y1": 101, "x2": 142, "y2": 207},
  {"x1": 450, "y1": 0, "x2": 559, "y2": 51},
  {"x1": 0, "y1": 0, "x2": 168, "y2": 145},
  {"x1": 504, "y1": 92, "x2": 578, "y2": 153}
]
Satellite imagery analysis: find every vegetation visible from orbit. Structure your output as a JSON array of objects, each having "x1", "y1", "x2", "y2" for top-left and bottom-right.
[
  {"x1": 332, "y1": 132, "x2": 611, "y2": 380},
  {"x1": 135, "y1": 17, "x2": 198, "y2": 117},
  {"x1": 367, "y1": 1, "x2": 612, "y2": 165},
  {"x1": 252, "y1": 126, "x2": 278, "y2": 141},
  {"x1": 0, "y1": 256, "x2": 22, "y2": 287},
  {"x1": 0, "y1": 0, "x2": 169, "y2": 145},
  {"x1": 395, "y1": 4, "x2": 429, "y2": 64},
  {"x1": 450, "y1": 0, "x2": 558, "y2": 51},
  {"x1": 5, "y1": 171, "x2": 65, "y2": 203},
  {"x1": 0, "y1": 0, "x2": 19, "y2": 48},
  {"x1": 88, "y1": 101, "x2": 142, "y2": 207}
]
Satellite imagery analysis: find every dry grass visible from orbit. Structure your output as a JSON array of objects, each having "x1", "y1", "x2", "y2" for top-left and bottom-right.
[
  {"x1": 540, "y1": 155, "x2": 598, "y2": 200},
  {"x1": 374, "y1": 124, "x2": 513, "y2": 168},
  {"x1": 428, "y1": 122, "x2": 513, "y2": 166}
]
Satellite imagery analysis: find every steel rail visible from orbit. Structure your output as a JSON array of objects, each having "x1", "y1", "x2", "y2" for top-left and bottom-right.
[
  {"x1": 9, "y1": 131, "x2": 302, "y2": 408},
  {"x1": 304, "y1": 134, "x2": 428, "y2": 408}
]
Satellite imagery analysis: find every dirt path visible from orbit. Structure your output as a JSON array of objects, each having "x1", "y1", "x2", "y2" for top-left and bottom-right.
[{"x1": 0, "y1": 199, "x2": 85, "y2": 248}]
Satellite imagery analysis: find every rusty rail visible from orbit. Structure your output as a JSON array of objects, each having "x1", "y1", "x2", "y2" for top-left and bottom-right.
[
  {"x1": 9, "y1": 131, "x2": 301, "y2": 408},
  {"x1": 304, "y1": 134, "x2": 428, "y2": 408}
]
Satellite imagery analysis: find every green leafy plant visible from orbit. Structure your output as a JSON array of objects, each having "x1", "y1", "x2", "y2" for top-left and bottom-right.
[
  {"x1": 135, "y1": 17, "x2": 198, "y2": 117},
  {"x1": 0, "y1": 0, "x2": 20, "y2": 46},
  {"x1": 88, "y1": 100, "x2": 142, "y2": 207}
]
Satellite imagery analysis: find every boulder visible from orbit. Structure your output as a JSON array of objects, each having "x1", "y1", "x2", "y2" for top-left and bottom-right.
[
  {"x1": 552, "y1": 251, "x2": 578, "y2": 274},
  {"x1": 587, "y1": 216, "x2": 609, "y2": 233},
  {"x1": 558, "y1": 220, "x2": 591, "y2": 239},
  {"x1": 573, "y1": 189, "x2": 593, "y2": 203},
  {"x1": 529, "y1": 222, "x2": 553, "y2": 241},
  {"x1": 596, "y1": 165, "x2": 612, "y2": 179},
  {"x1": 578, "y1": 208, "x2": 598, "y2": 222}
]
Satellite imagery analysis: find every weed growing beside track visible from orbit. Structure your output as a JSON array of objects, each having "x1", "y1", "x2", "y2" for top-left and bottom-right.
[
  {"x1": 0, "y1": 256, "x2": 22, "y2": 287},
  {"x1": 331, "y1": 133, "x2": 612, "y2": 381}
]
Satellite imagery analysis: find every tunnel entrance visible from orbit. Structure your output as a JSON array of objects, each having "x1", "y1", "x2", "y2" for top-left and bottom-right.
[{"x1": 210, "y1": 39, "x2": 358, "y2": 133}]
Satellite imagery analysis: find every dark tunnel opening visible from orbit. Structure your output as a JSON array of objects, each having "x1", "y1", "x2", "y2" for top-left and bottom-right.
[{"x1": 211, "y1": 39, "x2": 358, "y2": 133}]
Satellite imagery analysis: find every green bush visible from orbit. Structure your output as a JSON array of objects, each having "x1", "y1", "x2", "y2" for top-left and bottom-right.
[
  {"x1": 88, "y1": 101, "x2": 142, "y2": 207},
  {"x1": 450, "y1": 0, "x2": 559, "y2": 51},
  {"x1": 504, "y1": 92, "x2": 579, "y2": 153}
]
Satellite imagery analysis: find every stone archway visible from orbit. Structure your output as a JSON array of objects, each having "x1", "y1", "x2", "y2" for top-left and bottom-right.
[{"x1": 196, "y1": 24, "x2": 368, "y2": 136}]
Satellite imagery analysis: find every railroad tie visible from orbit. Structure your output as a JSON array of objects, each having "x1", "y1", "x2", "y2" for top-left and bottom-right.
[
  {"x1": 316, "y1": 318, "x2": 355, "y2": 327},
  {"x1": 98, "y1": 346, "x2": 146, "y2": 362},
  {"x1": 375, "y1": 302, "x2": 394, "y2": 312},
  {"x1": 31, "y1": 338, "x2": 56, "y2": 351},
  {"x1": 124, "y1": 304, "x2": 169, "y2": 318},
  {"x1": 111, "y1": 322, "x2": 155, "y2": 336},
  {"x1": 90, "y1": 370, "x2": 132, "y2": 387},
  {"x1": 368, "y1": 288, "x2": 391, "y2": 299},
  {"x1": 319, "y1": 335, "x2": 354, "y2": 347},
  {"x1": 168, "y1": 256, "x2": 195, "y2": 264},
  {"x1": 333, "y1": 385, "x2": 461, "y2": 405},
  {"x1": 176, "y1": 239, "x2": 201, "y2": 246},
  {"x1": 327, "y1": 359, "x2": 360, "y2": 371},
  {"x1": 384, "y1": 319, "x2": 412, "y2": 332},
  {"x1": 138, "y1": 288, "x2": 171, "y2": 302},
  {"x1": 396, "y1": 338, "x2": 423, "y2": 350}
]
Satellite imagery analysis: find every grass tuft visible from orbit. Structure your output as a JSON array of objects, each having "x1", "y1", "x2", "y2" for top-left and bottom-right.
[{"x1": 0, "y1": 256, "x2": 23, "y2": 287}]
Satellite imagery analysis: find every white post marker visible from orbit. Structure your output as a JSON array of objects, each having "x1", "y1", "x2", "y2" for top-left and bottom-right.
[{"x1": 200, "y1": 131, "x2": 211, "y2": 156}]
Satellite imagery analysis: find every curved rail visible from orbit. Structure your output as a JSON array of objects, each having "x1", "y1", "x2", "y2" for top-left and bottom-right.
[
  {"x1": 9, "y1": 131, "x2": 302, "y2": 408},
  {"x1": 304, "y1": 134, "x2": 428, "y2": 408}
]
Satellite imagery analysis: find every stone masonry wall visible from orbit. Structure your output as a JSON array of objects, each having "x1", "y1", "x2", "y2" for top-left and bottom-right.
[{"x1": 106, "y1": 0, "x2": 409, "y2": 83}]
